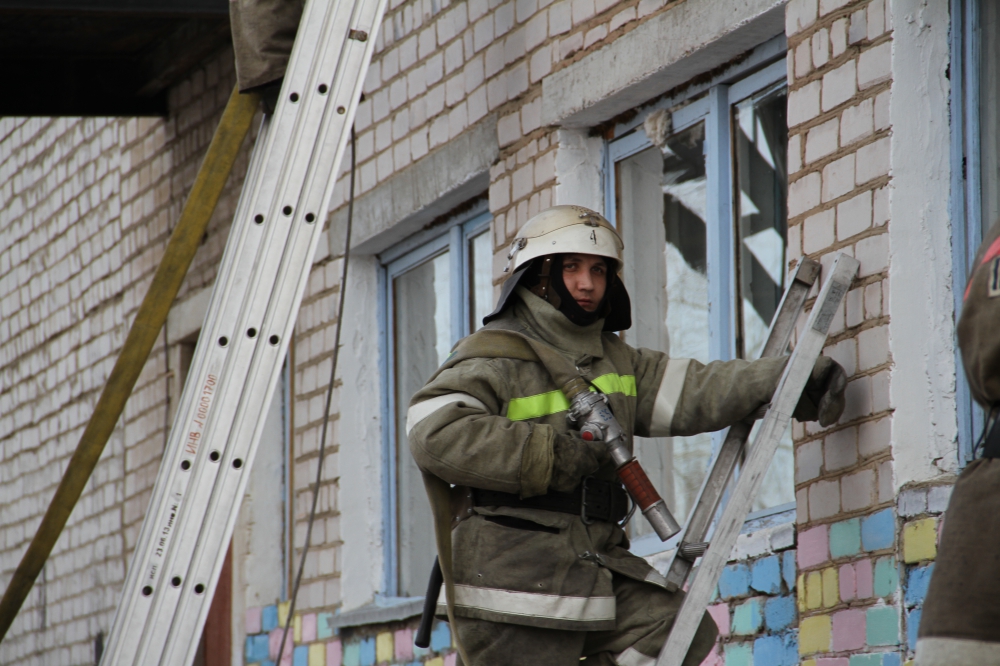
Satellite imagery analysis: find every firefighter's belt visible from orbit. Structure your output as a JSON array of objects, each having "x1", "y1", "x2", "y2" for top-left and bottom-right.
[{"x1": 473, "y1": 477, "x2": 629, "y2": 524}]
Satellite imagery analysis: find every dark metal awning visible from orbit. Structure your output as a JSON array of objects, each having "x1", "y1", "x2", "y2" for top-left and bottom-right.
[{"x1": 0, "y1": 0, "x2": 232, "y2": 116}]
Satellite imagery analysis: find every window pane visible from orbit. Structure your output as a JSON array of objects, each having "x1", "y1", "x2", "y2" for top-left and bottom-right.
[
  {"x1": 981, "y1": 1, "x2": 1000, "y2": 233},
  {"x1": 469, "y1": 230, "x2": 494, "y2": 333},
  {"x1": 617, "y1": 120, "x2": 713, "y2": 529},
  {"x1": 733, "y1": 86, "x2": 794, "y2": 511},
  {"x1": 393, "y1": 251, "x2": 451, "y2": 596}
]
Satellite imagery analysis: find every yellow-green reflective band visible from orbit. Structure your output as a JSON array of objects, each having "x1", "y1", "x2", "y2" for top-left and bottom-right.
[
  {"x1": 507, "y1": 390, "x2": 570, "y2": 421},
  {"x1": 592, "y1": 373, "x2": 637, "y2": 397},
  {"x1": 506, "y1": 374, "x2": 636, "y2": 421}
]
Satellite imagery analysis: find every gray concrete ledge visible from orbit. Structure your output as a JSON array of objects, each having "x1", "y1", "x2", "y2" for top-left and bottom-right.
[
  {"x1": 327, "y1": 597, "x2": 425, "y2": 630},
  {"x1": 542, "y1": 0, "x2": 786, "y2": 128},
  {"x1": 329, "y1": 116, "x2": 497, "y2": 257}
]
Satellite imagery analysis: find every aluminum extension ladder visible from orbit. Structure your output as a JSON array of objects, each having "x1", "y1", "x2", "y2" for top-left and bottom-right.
[
  {"x1": 656, "y1": 253, "x2": 860, "y2": 666},
  {"x1": 100, "y1": 0, "x2": 388, "y2": 662}
]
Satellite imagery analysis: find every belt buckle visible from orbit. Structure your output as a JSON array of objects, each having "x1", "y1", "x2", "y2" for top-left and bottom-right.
[{"x1": 580, "y1": 476, "x2": 595, "y2": 525}]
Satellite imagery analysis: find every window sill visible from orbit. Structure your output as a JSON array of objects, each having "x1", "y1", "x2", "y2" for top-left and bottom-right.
[{"x1": 326, "y1": 596, "x2": 425, "y2": 631}]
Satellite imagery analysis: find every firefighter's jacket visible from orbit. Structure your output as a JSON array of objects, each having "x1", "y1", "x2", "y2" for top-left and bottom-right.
[{"x1": 407, "y1": 288, "x2": 786, "y2": 631}]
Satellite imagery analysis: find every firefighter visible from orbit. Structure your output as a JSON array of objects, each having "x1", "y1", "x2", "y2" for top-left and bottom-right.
[
  {"x1": 407, "y1": 205, "x2": 847, "y2": 665},
  {"x1": 229, "y1": 0, "x2": 304, "y2": 109},
  {"x1": 916, "y1": 219, "x2": 1000, "y2": 666}
]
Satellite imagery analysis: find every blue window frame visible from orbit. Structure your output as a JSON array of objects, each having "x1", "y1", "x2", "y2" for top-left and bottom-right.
[
  {"x1": 378, "y1": 205, "x2": 492, "y2": 597},
  {"x1": 950, "y1": 0, "x2": 997, "y2": 463},
  {"x1": 604, "y1": 39, "x2": 794, "y2": 546}
]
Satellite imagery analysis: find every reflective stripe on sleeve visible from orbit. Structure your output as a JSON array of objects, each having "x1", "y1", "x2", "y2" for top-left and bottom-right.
[
  {"x1": 648, "y1": 358, "x2": 691, "y2": 437},
  {"x1": 506, "y1": 373, "x2": 636, "y2": 421},
  {"x1": 915, "y1": 638, "x2": 1000, "y2": 666},
  {"x1": 405, "y1": 393, "x2": 488, "y2": 435},
  {"x1": 442, "y1": 584, "x2": 616, "y2": 622}
]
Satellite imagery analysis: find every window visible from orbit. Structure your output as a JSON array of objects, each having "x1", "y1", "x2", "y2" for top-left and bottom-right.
[
  {"x1": 951, "y1": 0, "x2": 997, "y2": 463},
  {"x1": 607, "y1": 53, "x2": 792, "y2": 538},
  {"x1": 381, "y1": 207, "x2": 492, "y2": 597}
]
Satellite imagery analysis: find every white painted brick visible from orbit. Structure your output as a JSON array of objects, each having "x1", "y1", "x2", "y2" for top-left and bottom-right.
[
  {"x1": 898, "y1": 488, "x2": 927, "y2": 518},
  {"x1": 445, "y1": 73, "x2": 465, "y2": 106},
  {"x1": 796, "y1": 439, "x2": 823, "y2": 483},
  {"x1": 473, "y1": 14, "x2": 494, "y2": 52},
  {"x1": 831, "y1": 18, "x2": 848, "y2": 57},
  {"x1": 803, "y1": 208, "x2": 834, "y2": 253},
  {"x1": 927, "y1": 485, "x2": 952, "y2": 513},
  {"x1": 836, "y1": 189, "x2": 872, "y2": 240},
  {"x1": 571, "y1": 0, "x2": 595, "y2": 25},
  {"x1": 842, "y1": 468, "x2": 875, "y2": 511},
  {"x1": 610, "y1": 6, "x2": 635, "y2": 32},
  {"x1": 825, "y1": 425, "x2": 858, "y2": 471},
  {"x1": 467, "y1": 85, "x2": 488, "y2": 123},
  {"x1": 822, "y1": 59, "x2": 857, "y2": 112},
  {"x1": 444, "y1": 39, "x2": 464, "y2": 74},
  {"x1": 857, "y1": 325, "x2": 889, "y2": 370},
  {"x1": 487, "y1": 73, "x2": 508, "y2": 109},
  {"x1": 874, "y1": 89, "x2": 890, "y2": 130},
  {"x1": 786, "y1": 0, "x2": 818, "y2": 36},
  {"x1": 549, "y1": 0, "x2": 571, "y2": 34},
  {"x1": 841, "y1": 98, "x2": 874, "y2": 145},
  {"x1": 788, "y1": 133, "x2": 803, "y2": 174},
  {"x1": 856, "y1": 136, "x2": 890, "y2": 184},
  {"x1": 584, "y1": 23, "x2": 607, "y2": 48},
  {"x1": 796, "y1": 487, "x2": 809, "y2": 523},
  {"x1": 809, "y1": 478, "x2": 841, "y2": 520},
  {"x1": 849, "y1": 8, "x2": 866, "y2": 43},
  {"x1": 498, "y1": 113, "x2": 520, "y2": 147},
  {"x1": 448, "y1": 101, "x2": 468, "y2": 138},
  {"x1": 512, "y1": 162, "x2": 534, "y2": 200},
  {"x1": 595, "y1": 0, "x2": 616, "y2": 14},
  {"x1": 418, "y1": 26, "x2": 436, "y2": 59},
  {"x1": 841, "y1": 375, "x2": 873, "y2": 423},
  {"x1": 805, "y1": 117, "x2": 839, "y2": 163},
  {"x1": 855, "y1": 232, "x2": 888, "y2": 278},
  {"x1": 529, "y1": 44, "x2": 553, "y2": 83},
  {"x1": 859, "y1": 416, "x2": 890, "y2": 457},
  {"x1": 425, "y1": 52, "x2": 444, "y2": 85},
  {"x1": 485, "y1": 41, "x2": 504, "y2": 77},
  {"x1": 429, "y1": 114, "x2": 449, "y2": 148},
  {"x1": 516, "y1": 0, "x2": 537, "y2": 22},
  {"x1": 819, "y1": 0, "x2": 850, "y2": 15},
  {"x1": 868, "y1": 0, "x2": 886, "y2": 38},
  {"x1": 858, "y1": 41, "x2": 891, "y2": 89},
  {"x1": 864, "y1": 280, "x2": 882, "y2": 318},
  {"x1": 794, "y1": 40, "x2": 812, "y2": 80},
  {"x1": 505, "y1": 27, "x2": 526, "y2": 64},
  {"x1": 811, "y1": 28, "x2": 830, "y2": 68},
  {"x1": 788, "y1": 222, "x2": 802, "y2": 258},
  {"x1": 526, "y1": 11, "x2": 548, "y2": 49},
  {"x1": 522, "y1": 97, "x2": 542, "y2": 134},
  {"x1": 507, "y1": 61, "x2": 529, "y2": 98},
  {"x1": 789, "y1": 172, "x2": 821, "y2": 217},
  {"x1": 822, "y1": 153, "x2": 855, "y2": 202},
  {"x1": 495, "y1": 1, "x2": 515, "y2": 37},
  {"x1": 788, "y1": 80, "x2": 821, "y2": 127}
]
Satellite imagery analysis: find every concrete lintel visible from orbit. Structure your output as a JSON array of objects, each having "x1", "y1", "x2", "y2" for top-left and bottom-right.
[
  {"x1": 329, "y1": 116, "x2": 497, "y2": 257},
  {"x1": 167, "y1": 285, "x2": 211, "y2": 343},
  {"x1": 542, "y1": 0, "x2": 786, "y2": 128}
]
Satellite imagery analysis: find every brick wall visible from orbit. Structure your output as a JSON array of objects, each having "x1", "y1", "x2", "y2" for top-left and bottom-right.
[
  {"x1": 784, "y1": 0, "x2": 909, "y2": 663},
  {"x1": 0, "y1": 49, "x2": 259, "y2": 664}
]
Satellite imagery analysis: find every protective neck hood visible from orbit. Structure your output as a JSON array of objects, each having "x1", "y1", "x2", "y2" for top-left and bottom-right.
[{"x1": 482, "y1": 257, "x2": 632, "y2": 331}]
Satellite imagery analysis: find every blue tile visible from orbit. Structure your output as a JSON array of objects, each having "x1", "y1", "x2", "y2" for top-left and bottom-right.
[
  {"x1": 723, "y1": 642, "x2": 752, "y2": 666},
  {"x1": 782, "y1": 630, "x2": 798, "y2": 665},
  {"x1": 245, "y1": 634, "x2": 270, "y2": 663},
  {"x1": 874, "y1": 557, "x2": 900, "y2": 599},
  {"x1": 430, "y1": 620, "x2": 452, "y2": 652},
  {"x1": 718, "y1": 563, "x2": 751, "y2": 600},
  {"x1": 262, "y1": 661, "x2": 275, "y2": 666},
  {"x1": 862, "y1": 509, "x2": 896, "y2": 552},
  {"x1": 732, "y1": 598, "x2": 763, "y2": 635},
  {"x1": 850, "y1": 656, "x2": 882, "y2": 666},
  {"x1": 904, "y1": 564, "x2": 935, "y2": 607},
  {"x1": 359, "y1": 637, "x2": 376, "y2": 666},
  {"x1": 753, "y1": 635, "x2": 782, "y2": 665},
  {"x1": 764, "y1": 595, "x2": 797, "y2": 631},
  {"x1": 342, "y1": 642, "x2": 360, "y2": 666},
  {"x1": 261, "y1": 605, "x2": 279, "y2": 632},
  {"x1": 750, "y1": 555, "x2": 781, "y2": 595},
  {"x1": 883, "y1": 653, "x2": 902, "y2": 666},
  {"x1": 781, "y1": 550, "x2": 797, "y2": 592},
  {"x1": 907, "y1": 608, "x2": 922, "y2": 651},
  {"x1": 293, "y1": 645, "x2": 309, "y2": 666},
  {"x1": 830, "y1": 518, "x2": 862, "y2": 558}
]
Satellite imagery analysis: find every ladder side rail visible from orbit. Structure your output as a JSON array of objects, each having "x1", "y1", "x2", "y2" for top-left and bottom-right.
[
  {"x1": 166, "y1": 4, "x2": 388, "y2": 662},
  {"x1": 104, "y1": 0, "x2": 349, "y2": 659},
  {"x1": 102, "y1": 111, "x2": 277, "y2": 665},
  {"x1": 656, "y1": 254, "x2": 859, "y2": 666},
  {"x1": 662, "y1": 257, "x2": 820, "y2": 591},
  {"x1": 129, "y1": 6, "x2": 359, "y2": 662}
]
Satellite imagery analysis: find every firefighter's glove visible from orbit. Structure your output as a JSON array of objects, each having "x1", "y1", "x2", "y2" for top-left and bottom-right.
[
  {"x1": 550, "y1": 432, "x2": 611, "y2": 493},
  {"x1": 793, "y1": 356, "x2": 847, "y2": 427}
]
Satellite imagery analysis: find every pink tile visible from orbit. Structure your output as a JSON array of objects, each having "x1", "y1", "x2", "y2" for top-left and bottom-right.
[
  {"x1": 301, "y1": 614, "x2": 317, "y2": 643},
  {"x1": 444, "y1": 653, "x2": 458, "y2": 666},
  {"x1": 245, "y1": 606, "x2": 262, "y2": 635},
  {"x1": 699, "y1": 646, "x2": 724, "y2": 666},
  {"x1": 798, "y1": 525, "x2": 829, "y2": 568},
  {"x1": 855, "y1": 558, "x2": 874, "y2": 598},
  {"x1": 326, "y1": 640, "x2": 342, "y2": 666},
  {"x1": 707, "y1": 603, "x2": 730, "y2": 637},
  {"x1": 270, "y1": 628, "x2": 294, "y2": 662},
  {"x1": 839, "y1": 563, "x2": 856, "y2": 601},
  {"x1": 831, "y1": 608, "x2": 866, "y2": 651},
  {"x1": 394, "y1": 628, "x2": 413, "y2": 660},
  {"x1": 816, "y1": 659, "x2": 850, "y2": 666}
]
